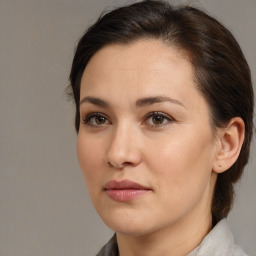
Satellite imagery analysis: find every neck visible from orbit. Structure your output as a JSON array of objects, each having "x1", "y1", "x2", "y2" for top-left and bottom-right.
[{"x1": 117, "y1": 213, "x2": 212, "y2": 256}]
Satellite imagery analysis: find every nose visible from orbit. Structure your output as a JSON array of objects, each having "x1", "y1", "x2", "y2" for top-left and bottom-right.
[{"x1": 105, "y1": 123, "x2": 142, "y2": 169}]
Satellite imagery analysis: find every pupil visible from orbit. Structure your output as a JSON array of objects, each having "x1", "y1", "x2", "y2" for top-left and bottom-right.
[
  {"x1": 153, "y1": 115, "x2": 163, "y2": 124},
  {"x1": 96, "y1": 116, "x2": 105, "y2": 124}
]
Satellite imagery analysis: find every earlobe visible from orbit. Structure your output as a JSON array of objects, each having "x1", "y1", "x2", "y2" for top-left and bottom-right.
[{"x1": 213, "y1": 117, "x2": 245, "y2": 174}]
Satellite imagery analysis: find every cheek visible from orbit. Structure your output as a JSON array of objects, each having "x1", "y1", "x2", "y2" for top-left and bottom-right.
[
  {"x1": 76, "y1": 133, "x2": 104, "y2": 184},
  {"x1": 145, "y1": 129, "x2": 215, "y2": 192},
  {"x1": 144, "y1": 133, "x2": 215, "y2": 220}
]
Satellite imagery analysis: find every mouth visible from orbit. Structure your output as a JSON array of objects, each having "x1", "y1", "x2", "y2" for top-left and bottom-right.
[{"x1": 104, "y1": 180, "x2": 151, "y2": 202}]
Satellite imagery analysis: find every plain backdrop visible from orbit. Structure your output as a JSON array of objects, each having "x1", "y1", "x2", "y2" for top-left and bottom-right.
[{"x1": 0, "y1": 0, "x2": 255, "y2": 255}]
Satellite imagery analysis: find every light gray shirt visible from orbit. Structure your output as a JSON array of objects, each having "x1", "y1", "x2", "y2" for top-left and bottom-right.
[
  {"x1": 96, "y1": 219, "x2": 248, "y2": 256},
  {"x1": 188, "y1": 219, "x2": 248, "y2": 256}
]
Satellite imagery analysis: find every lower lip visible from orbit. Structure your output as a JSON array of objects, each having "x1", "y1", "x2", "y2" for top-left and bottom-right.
[{"x1": 105, "y1": 189, "x2": 150, "y2": 202}]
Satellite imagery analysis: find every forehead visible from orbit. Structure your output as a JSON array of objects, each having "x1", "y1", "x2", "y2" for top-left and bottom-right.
[
  {"x1": 84, "y1": 39, "x2": 189, "y2": 73},
  {"x1": 82, "y1": 40, "x2": 194, "y2": 89}
]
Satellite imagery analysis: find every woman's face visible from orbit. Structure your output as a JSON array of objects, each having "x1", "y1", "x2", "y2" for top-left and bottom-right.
[{"x1": 77, "y1": 39, "x2": 218, "y2": 236}]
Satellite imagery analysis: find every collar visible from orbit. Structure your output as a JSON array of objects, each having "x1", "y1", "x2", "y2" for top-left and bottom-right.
[{"x1": 96, "y1": 219, "x2": 247, "y2": 256}]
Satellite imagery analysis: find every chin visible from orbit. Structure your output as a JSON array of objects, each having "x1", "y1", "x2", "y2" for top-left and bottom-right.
[
  {"x1": 98, "y1": 208, "x2": 155, "y2": 236},
  {"x1": 107, "y1": 221, "x2": 153, "y2": 237}
]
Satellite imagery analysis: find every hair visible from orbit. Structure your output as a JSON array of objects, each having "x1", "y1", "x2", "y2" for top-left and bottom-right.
[{"x1": 69, "y1": 0, "x2": 254, "y2": 223}]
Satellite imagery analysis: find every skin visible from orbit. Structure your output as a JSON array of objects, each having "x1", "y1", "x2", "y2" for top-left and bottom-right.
[{"x1": 77, "y1": 39, "x2": 244, "y2": 256}]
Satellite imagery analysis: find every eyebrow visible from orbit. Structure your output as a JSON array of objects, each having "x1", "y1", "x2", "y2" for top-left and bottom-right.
[
  {"x1": 135, "y1": 96, "x2": 185, "y2": 108},
  {"x1": 79, "y1": 95, "x2": 185, "y2": 108},
  {"x1": 80, "y1": 96, "x2": 110, "y2": 107}
]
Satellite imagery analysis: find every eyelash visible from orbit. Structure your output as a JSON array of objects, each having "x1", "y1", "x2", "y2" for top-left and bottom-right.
[
  {"x1": 82, "y1": 112, "x2": 174, "y2": 128},
  {"x1": 82, "y1": 112, "x2": 110, "y2": 127},
  {"x1": 143, "y1": 112, "x2": 174, "y2": 127}
]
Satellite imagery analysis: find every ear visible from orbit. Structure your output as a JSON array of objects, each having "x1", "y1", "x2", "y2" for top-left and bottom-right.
[{"x1": 213, "y1": 117, "x2": 245, "y2": 174}]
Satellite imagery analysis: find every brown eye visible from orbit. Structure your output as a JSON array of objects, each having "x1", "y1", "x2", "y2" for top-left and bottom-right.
[
  {"x1": 144, "y1": 112, "x2": 174, "y2": 126},
  {"x1": 95, "y1": 115, "x2": 107, "y2": 125},
  {"x1": 152, "y1": 115, "x2": 165, "y2": 124},
  {"x1": 83, "y1": 113, "x2": 110, "y2": 127}
]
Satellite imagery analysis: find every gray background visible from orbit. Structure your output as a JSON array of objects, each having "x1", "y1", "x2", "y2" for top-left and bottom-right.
[{"x1": 0, "y1": 0, "x2": 255, "y2": 255}]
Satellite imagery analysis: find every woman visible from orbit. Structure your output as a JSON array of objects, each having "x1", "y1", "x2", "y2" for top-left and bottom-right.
[{"x1": 69, "y1": 1, "x2": 254, "y2": 255}]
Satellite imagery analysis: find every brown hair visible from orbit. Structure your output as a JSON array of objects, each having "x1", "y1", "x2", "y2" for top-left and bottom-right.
[{"x1": 69, "y1": 0, "x2": 254, "y2": 223}]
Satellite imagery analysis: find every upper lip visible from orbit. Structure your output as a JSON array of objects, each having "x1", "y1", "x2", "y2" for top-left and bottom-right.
[{"x1": 104, "y1": 180, "x2": 150, "y2": 190}]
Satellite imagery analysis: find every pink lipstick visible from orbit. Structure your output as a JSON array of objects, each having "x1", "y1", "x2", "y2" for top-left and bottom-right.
[{"x1": 104, "y1": 180, "x2": 151, "y2": 202}]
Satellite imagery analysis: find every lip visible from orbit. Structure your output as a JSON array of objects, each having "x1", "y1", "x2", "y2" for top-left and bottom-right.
[{"x1": 104, "y1": 180, "x2": 151, "y2": 202}]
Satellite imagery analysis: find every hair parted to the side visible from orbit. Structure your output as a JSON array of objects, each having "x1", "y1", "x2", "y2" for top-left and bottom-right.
[{"x1": 69, "y1": 0, "x2": 254, "y2": 223}]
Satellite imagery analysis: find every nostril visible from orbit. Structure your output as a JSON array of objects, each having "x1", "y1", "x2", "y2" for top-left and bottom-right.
[
  {"x1": 107, "y1": 162, "x2": 114, "y2": 168},
  {"x1": 107, "y1": 161, "x2": 133, "y2": 169},
  {"x1": 123, "y1": 161, "x2": 133, "y2": 166}
]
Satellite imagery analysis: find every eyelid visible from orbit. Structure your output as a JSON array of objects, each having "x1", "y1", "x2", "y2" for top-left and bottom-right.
[
  {"x1": 143, "y1": 111, "x2": 175, "y2": 126},
  {"x1": 82, "y1": 112, "x2": 111, "y2": 126}
]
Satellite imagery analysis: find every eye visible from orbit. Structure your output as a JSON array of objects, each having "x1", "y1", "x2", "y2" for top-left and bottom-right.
[
  {"x1": 143, "y1": 112, "x2": 174, "y2": 126},
  {"x1": 82, "y1": 113, "x2": 110, "y2": 127}
]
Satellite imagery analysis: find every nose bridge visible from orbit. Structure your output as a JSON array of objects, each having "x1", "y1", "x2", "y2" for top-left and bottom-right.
[{"x1": 106, "y1": 120, "x2": 141, "y2": 168}]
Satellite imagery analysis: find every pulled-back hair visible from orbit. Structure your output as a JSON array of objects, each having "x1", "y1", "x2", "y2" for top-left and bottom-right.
[{"x1": 69, "y1": 0, "x2": 254, "y2": 223}]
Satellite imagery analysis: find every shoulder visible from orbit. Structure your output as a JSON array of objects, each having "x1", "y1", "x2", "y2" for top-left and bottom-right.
[
  {"x1": 95, "y1": 235, "x2": 118, "y2": 256},
  {"x1": 232, "y1": 244, "x2": 248, "y2": 256},
  {"x1": 188, "y1": 219, "x2": 248, "y2": 256}
]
